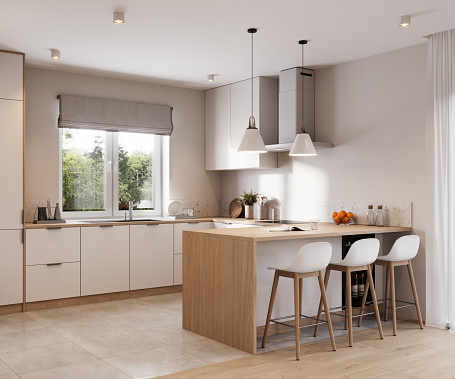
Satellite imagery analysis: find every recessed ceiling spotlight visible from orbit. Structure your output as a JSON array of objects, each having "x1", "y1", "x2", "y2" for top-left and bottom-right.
[
  {"x1": 207, "y1": 74, "x2": 215, "y2": 82},
  {"x1": 50, "y1": 49, "x2": 60, "y2": 60},
  {"x1": 399, "y1": 15, "x2": 411, "y2": 27},
  {"x1": 113, "y1": 11, "x2": 125, "y2": 24}
]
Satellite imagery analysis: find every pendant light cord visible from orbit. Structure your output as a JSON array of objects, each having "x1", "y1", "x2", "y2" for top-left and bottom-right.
[
  {"x1": 301, "y1": 42, "x2": 305, "y2": 133},
  {"x1": 251, "y1": 31, "x2": 254, "y2": 119}
]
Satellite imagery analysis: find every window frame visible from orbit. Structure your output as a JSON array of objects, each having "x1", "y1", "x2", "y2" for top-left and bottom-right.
[{"x1": 59, "y1": 129, "x2": 162, "y2": 219}]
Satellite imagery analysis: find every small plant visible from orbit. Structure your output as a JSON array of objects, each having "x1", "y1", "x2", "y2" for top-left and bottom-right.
[{"x1": 239, "y1": 190, "x2": 259, "y2": 206}]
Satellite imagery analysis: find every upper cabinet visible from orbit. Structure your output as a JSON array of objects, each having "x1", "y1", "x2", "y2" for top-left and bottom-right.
[
  {"x1": 0, "y1": 52, "x2": 23, "y2": 100},
  {"x1": 205, "y1": 77, "x2": 278, "y2": 171}
]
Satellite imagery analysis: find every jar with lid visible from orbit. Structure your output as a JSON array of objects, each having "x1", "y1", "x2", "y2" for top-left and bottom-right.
[
  {"x1": 376, "y1": 205, "x2": 384, "y2": 227},
  {"x1": 367, "y1": 205, "x2": 375, "y2": 226}
]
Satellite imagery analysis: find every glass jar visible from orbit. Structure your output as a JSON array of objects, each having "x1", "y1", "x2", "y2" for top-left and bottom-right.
[
  {"x1": 376, "y1": 205, "x2": 384, "y2": 227},
  {"x1": 367, "y1": 205, "x2": 375, "y2": 226}
]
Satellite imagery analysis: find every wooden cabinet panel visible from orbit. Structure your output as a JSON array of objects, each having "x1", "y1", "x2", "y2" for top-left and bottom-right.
[
  {"x1": 205, "y1": 86, "x2": 231, "y2": 170},
  {"x1": 0, "y1": 99, "x2": 23, "y2": 229},
  {"x1": 130, "y1": 224, "x2": 173, "y2": 290},
  {"x1": 26, "y1": 262, "x2": 80, "y2": 302},
  {"x1": 81, "y1": 226, "x2": 129, "y2": 296},
  {"x1": 0, "y1": 52, "x2": 23, "y2": 100},
  {"x1": 26, "y1": 228, "x2": 80, "y2": 265},
  {"x1": 173, "y1": 222, "x2": 212, "y2": 255},
  {"x1": 0, "y1": 230, "x2": 23, "y2": 306}
]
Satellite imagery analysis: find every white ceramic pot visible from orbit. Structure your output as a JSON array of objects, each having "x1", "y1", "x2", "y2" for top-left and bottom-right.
[{"x1": 244, "y1": 205, "x2": 254, "y2": 219}]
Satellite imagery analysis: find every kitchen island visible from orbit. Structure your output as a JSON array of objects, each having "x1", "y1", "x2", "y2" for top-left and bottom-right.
[{"x1": 182, "y1": 223, "x2": 411, "y2": 354}]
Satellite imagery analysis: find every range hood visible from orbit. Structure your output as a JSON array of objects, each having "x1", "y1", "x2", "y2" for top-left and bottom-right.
[{"x1": 266, "y1": 67, "x2": 333, "y2": 152}]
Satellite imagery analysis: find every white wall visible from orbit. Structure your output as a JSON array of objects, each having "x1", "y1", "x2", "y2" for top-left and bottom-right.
[
  {"x1": 24, "y1": 68, "x2": 221, "y2": 211},
  {"x1": 221, "y1": 43, "x2": 428, "y2": 318}
]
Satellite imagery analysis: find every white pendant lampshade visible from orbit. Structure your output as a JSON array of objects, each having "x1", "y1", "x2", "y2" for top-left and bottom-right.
[
  {"x1": 238, "y1": 28, "x2": 267, "y2": 153},
  {"x1": 238, "y1": 118, "x2": 267, "y2": 153},
  {"x1": 289, "y1": 132, "x2": 317, "y2": 156}
]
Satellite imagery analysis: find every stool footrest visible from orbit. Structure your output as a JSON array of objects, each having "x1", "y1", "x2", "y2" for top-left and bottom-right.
[
  {"x1": 269, "y1": 313, "x2": 330, "y2": 330},
  {"x1": 378, "y1": 298, "x2": 416, "y2": 306}
]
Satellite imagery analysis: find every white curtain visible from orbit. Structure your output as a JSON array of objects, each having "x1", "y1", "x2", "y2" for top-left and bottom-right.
[{"x1": 426, "y1": 29, "x2": 455, "y2": 332}]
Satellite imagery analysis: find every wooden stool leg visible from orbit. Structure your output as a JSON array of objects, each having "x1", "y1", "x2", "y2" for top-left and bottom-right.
[
  {"x1": 345, "y1": 270, "x2": 349, "y2": 331},
  {"x1": 384, "y1": 265, "x2": 390, "y2": 321},
  {"x1": 389, "y1": 262, "x2": 397, "y2": 336},
  {"x1": 262, "y1": 271, "x2": 279, "y2": 348},
  {"x1": 318, "y1": 271, "x2": 336, "y2": 351},
  {"x1": 299, "y1": 278, "x2": 303, "y2": 317},
  {"x1": 407, "y1": 260, "x2": 424, "y2": 329},
  {"x1": 346, "y1": 268, "x2": 353, "y2": 346},
  {"x1": 294, "y1": 274, "x2": 301, "y2": 360},
  {"x1": 357, "y1": 274, "x2": 370, "y2": 327},
  {"x1": 367, "y1": 265, "x2": 384, "y2": 339},
  {"x1": 314, "y1": 268, "x2": 331, "y2": 337}
]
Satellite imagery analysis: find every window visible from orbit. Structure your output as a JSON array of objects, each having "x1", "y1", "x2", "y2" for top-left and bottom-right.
[{"x1": 60, "y1": 128, "x2": 162, "y2": 218}]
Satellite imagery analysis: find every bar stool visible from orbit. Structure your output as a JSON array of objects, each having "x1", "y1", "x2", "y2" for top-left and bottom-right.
[
  {"x1": 261, "y1": 242, "x2": 336, "y2": 360},
  {"x1": 358, "y1": 235, "x2": 424, "y2": 335},
  {"x1": 314, "y1": 238, "x2": 384, "y2": 346}
]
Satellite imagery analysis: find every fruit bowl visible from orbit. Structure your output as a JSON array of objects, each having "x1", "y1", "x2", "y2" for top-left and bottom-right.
[{"x1": 332, "y1": 210, "x2": 354, "y2": 225}]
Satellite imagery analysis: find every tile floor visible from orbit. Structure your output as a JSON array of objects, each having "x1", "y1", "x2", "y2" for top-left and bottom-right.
[{"x1": 0, "y1": 293, "x2": 390, "y2": 378}]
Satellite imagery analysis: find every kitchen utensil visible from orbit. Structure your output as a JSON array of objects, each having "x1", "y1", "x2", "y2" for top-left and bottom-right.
[{"x1": 229, "y1": 199, "x2": 243, "y2": 218}]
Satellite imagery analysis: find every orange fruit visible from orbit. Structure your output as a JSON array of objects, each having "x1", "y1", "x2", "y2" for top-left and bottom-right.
[
  {"x1": 334, "y1": 217, "x2": 342, "y2": 224},
  {"x1": 342, "y1": 217, "x2": 351, "y2": 224},
  {"x1": 338, "y1": 211, "x2": 347, "y2": 218},
  {"x1": 332, "y1": 212, "x2": 338, "y2": 218},
  {"x1": 347, "y1": 212, "x2": 354, "y2": 218}
]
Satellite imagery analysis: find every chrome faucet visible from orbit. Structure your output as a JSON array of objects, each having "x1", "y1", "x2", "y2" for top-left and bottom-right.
[{"x1": 128, "y1": 200, "x2": 140, "y2": 220}]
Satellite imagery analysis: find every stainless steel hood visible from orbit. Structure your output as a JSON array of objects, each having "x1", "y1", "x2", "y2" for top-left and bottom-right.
[{"x1": 265, "y1": 67, "x2": 333, "y2": 152}]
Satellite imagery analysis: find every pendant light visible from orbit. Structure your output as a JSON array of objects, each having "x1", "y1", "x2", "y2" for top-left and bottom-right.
[
  {"x1": 289, "y1": 40, "x2": 317, "y2": 156},
  {"x1": 238, "y1": 28, "x2": 267, "y2": 153}
]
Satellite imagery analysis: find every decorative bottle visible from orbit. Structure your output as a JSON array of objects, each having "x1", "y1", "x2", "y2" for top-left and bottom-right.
[
  {"x1": 358, "y1": 272, "x2": 365, "y2": 298},
  {"x1": 376, "y1": 205, "x2": 384, "y2": 227},
  {"x1": 367, "y1": 205, "x2": 375, "y2": 226}
]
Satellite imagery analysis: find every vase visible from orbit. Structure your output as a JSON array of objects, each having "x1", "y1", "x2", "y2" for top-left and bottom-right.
[{"x1": 244, "y1": 205, "x2": 254, "y2": 219}]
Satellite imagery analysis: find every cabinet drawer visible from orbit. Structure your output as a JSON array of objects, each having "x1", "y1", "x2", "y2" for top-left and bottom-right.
[
  {"x1": 26, "y1": 262, "x2": 80, "y2": 302},
  {"x1": 26, "y1": 228, "x2": 80, "y2": 265},
  {"x1": 174, "y1": 254, "x2": 182, "y2": 285}
]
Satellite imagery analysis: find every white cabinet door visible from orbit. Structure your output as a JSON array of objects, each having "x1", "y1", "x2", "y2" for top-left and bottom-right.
[
  {"x1": 0, "y1": 52, "x2": 23, "y2": 101},
  {"x1": 26, "y1": 228, "x2": 80, "y2": 265},
  {"x1": 205, "y1": 85, "x2": 231, "y2": 170},
  {"x1": 173, "y1": 222, "x2": 213, "y2": 255},
  {"x1": 174, "y1": 254, "x2": 182, "y2": 285},
  {"x1": 0, "y1": 99, "x2": 23, "y2": 230},
  {"x1": 81, "y1": 226, "x2": 129, "y2": 296},
  {"x1": 26, "y1": 262, "x2": 80, "y2": 302},
  {"x1": 130, "y1": 224, "x2": 173, "y2": 290},
  {"x1": 0, "y1": 230, "x2": 23, "y2": 306}
]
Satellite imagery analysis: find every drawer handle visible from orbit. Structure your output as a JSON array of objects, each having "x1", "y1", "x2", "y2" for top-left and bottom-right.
[
  {"x1": 46, "y1": 263, "x2": 62, "y2": 266},
  {"x1": 189, "y1": 222, "x2": 200, "y2": 224},
  {"x1": 147, "y1": 223, "x2": 159, "y2": 226},
  {"x1": 99, "y1": 225, "x2": 114, "y2": 228},
  {"x1": 47, "y1": 227, "x2": 62, "y2": 230}
]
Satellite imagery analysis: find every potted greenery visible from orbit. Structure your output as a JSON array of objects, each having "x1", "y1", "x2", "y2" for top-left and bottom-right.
[{"x1": 239, "y1": 190, "x2": 259, "y2": 219}]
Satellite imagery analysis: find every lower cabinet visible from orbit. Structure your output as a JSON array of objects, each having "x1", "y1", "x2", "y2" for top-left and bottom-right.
[
  {"x1": 173, "y1": 254, "x2": 183, "y2": 286},
  {"x1": 0, "y1": 230, "x2": 23, "y2": 306},
  {"x1": 130, "y1": 224, "x2": 173, "y2": 290},
  {"x1": 26, "y1": 262, "x2": 80, "y2": 302},
  {"x1": 81, "y1": 226, "x2": 129, "y2": 296},
  {"x1": 25, "y1": 227, "x2": 81, "y2": 302}
]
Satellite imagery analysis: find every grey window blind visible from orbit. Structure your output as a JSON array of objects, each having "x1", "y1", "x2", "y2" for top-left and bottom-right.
[{"x1": 58, "y1": 95, "x2": 174, "y2": 135}]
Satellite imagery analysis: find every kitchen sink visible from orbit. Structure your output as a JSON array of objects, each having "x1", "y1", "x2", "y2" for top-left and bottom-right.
[{"x1": 81, "y1": 219, "x2": 161, "y2": 223}]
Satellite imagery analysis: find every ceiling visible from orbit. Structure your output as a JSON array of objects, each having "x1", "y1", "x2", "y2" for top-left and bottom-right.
[{"x1": 2, "y1": 0, "x2": 455, "y2": 90}]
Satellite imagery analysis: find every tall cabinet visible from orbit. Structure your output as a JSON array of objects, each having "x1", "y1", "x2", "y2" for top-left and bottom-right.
[{"x1": 0, "y1": 50, "x2": 24, "y2": 306}]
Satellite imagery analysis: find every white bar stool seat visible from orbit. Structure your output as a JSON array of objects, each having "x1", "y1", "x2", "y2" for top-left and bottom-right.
[
  {"x1": 314, "y1": 238, "x2": 384, "y2": 346},
  {"x1": 261, "y1": 242, "x2": 336, "y2": 360},
  {"x1": 358, "y1": 235, "x2": 424, "y2": 335}
]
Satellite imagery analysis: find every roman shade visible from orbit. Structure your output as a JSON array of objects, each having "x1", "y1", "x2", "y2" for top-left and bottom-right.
[{"x1": 58, "y1": 95, "x2": 174, "y2": 135}]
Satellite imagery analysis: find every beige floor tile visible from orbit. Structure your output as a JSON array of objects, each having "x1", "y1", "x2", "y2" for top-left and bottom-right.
[
  {"x1": 0, "y1": 373, "x2": 20, "y2": 379},
  {"x1": 50, "y1": 318, "x2": 139, "y2": 342},
  {"x1": 104, "y1": 345, "x2": 207, "y2": 378},
  {"x1": 20, "y1": 360, "x2": 131, "y2": 379},
  {"x1": 172, "y1": 338, "x2": 251, "y2": 365},
  {"x1": 0, "y1": 359, "x2": 17, "y2": 377},
  {"x1": 81, "y1": 299, "x2": 152, "y2": 317},
  {"x1": 73, "y1": 332, "x2": 163, "y2": 359},
  {"x1": 0, "y1": 328, "x2": 68, "y2": 354},
  {"x1": 106, "y1": 309, "x2": 181, "y2": 331},
  {"x1": 25, "y1": 306, "x2": 103, "y2": 327},
  {"x1": 0, "y1": 342, "x2": 97, "y2": 375},
  {"x1": 139, "y1": 325, "x2": 206, "y2": 346},
  {"x1": 0, "y1": 314, "x2": 45, "y2": 335}
]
